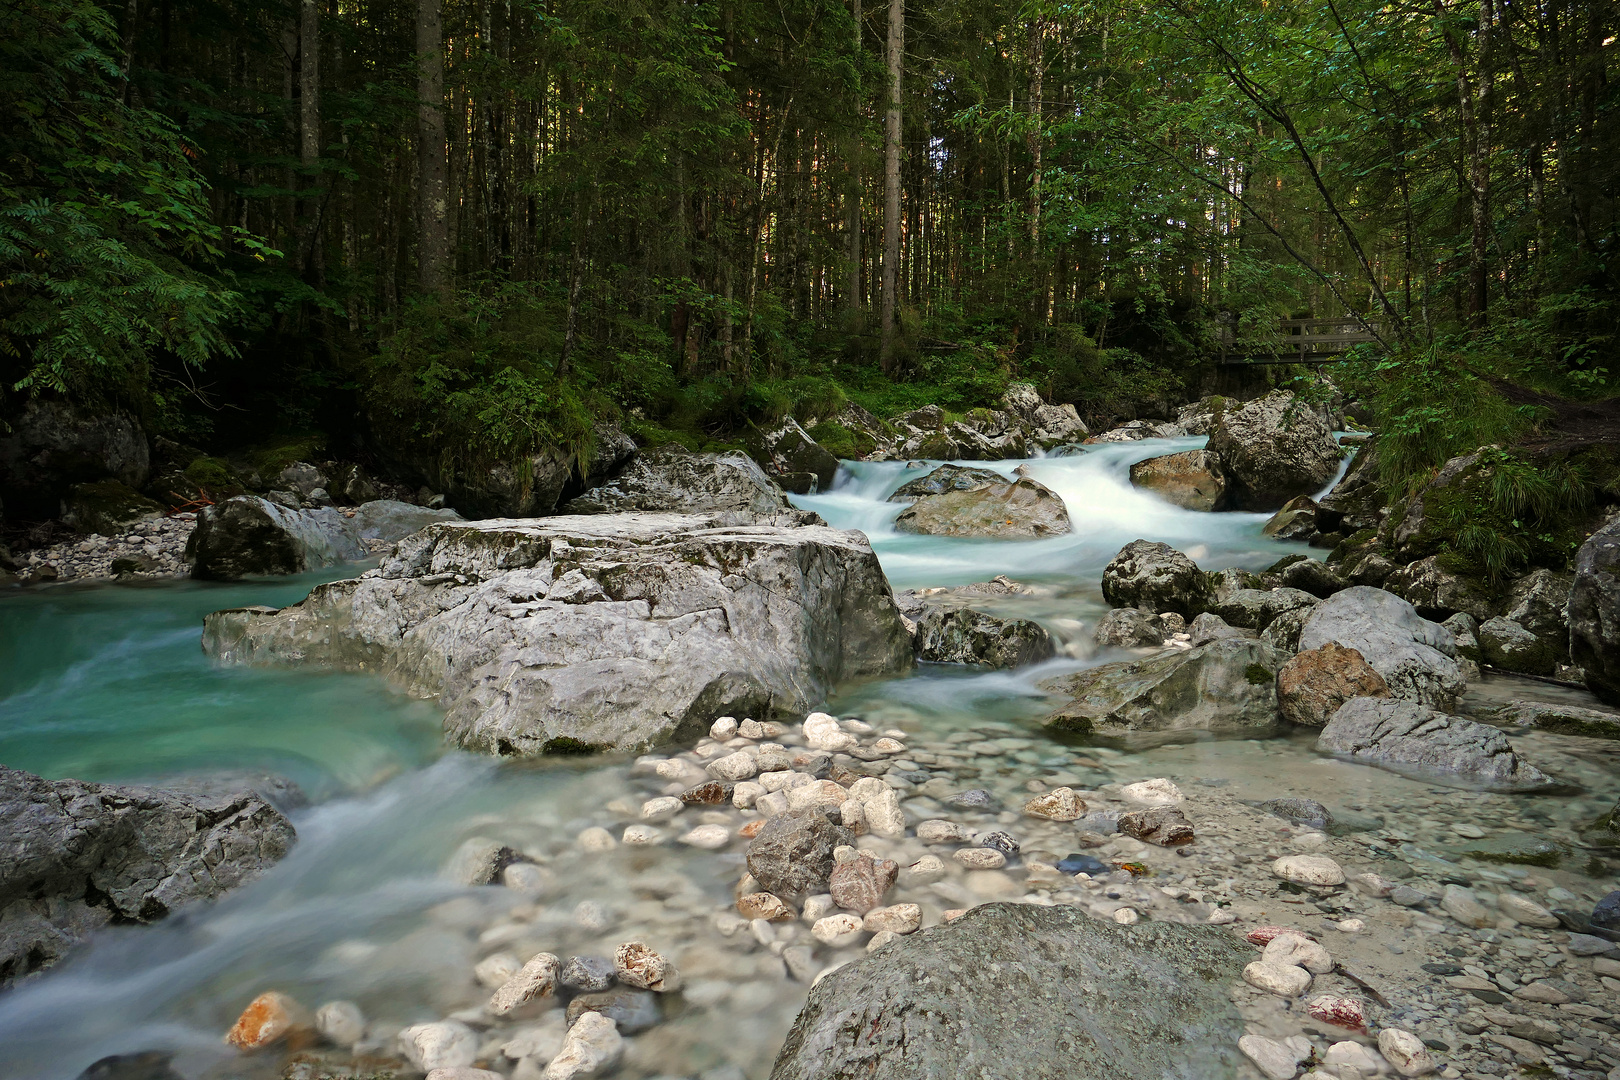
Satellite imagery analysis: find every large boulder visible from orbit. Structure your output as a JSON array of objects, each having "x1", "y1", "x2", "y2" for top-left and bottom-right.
[
  {"x1": 1317, "y1": 697, "x2": 1557, "y2": 792},
  {"x1": 1261, "y1": 496, "x2": 1319, "y2": 540},
  {"x1": 1001, "y1": 384, "x2": 1090, "y2": 447},
  {"x1": 912, "y1": 606, "x2": 1053, "y2": 668},
  {"x1": 1390, "y1": 452, "x2": 1482, "y2": 560},
  {"x1": 201, "y1": 515, "x2": 914, "y2": 755},
  {"x1": 1207, "y1": 587, "x2": 1318, "y2": 631},
  {"x1": 1478, "y1": 616, "x2": 1557, "y2": 676},
  {"x1": 1314, "y1": 441, "x2": 1384, "y2": 535},
  {"x1": 0, "y1": 401, "x2": 151, "y2": 520},
  {"x1": 564, "y1": 447, "x2": 793, "y2": 522},
  {"x1": 886, "y1": 464, "x2": 1007, "y2": 502},
  {"x1": 1040, "y1": 638, "x2": 1288, "y2": 739},
  {"x1": 60, "y1": 481, "x2": 167, "y2": 536},
  {"x1": 350, "y1": 499, "x2": 464, "y2": 541},
  {"x1": 1205, "y1": 390, "x2": 1342, "y2": 511},
  {"x1": 1093, "y1": 608, "x2": 1167, "y2": 649},
  {"x1": 186, "y1": 496, "x2": 370, "y2": 579},
  {"x1": 1276, "y1": 642, "x2": 1390, "y2": 727},
  {"x1": 1384, "y1": 556, "x2": 1495, "y2": 622},
  {"x1": 1570, "y1": 516, "x2": 1620, "y2": 705},
  {"x1": 770, "y1": 902, "x2": 1250, "y2": 1080},
  {"x1": 893, "y1": 476, "x2": 1069, "y2": 539},
  {"x1": 1128, "y1": 450, "x2": 1228, "y2": 512},
  {"x1": 1298, "y1": 586, "x2": 1465, "y2": 709},
  {"x1": 1479, "y1": 699, "x2": 1620, "y2": 740},
  {"x1": 0, "y1": 766, "x2": 295, "y2": 988},
  {"x1": 1101, "y1": 541, "x2": 1213, "y2": 618},
  {"x1": 745, "y1": 418, "x2": 840, "y2": 494}
]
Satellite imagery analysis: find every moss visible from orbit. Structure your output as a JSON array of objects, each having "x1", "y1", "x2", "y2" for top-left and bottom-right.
[
  {"x1": 185, "y1": 455, "x2": 237, "y2": 488},
  {"x1": 809, "y1": 419, "x2": 864, "y2": 459},
  {"x1": 541, "y1": 736, "x2": 607, "y2": 755},
  {"x1": 248, "y1": 435, "x2": 326, "y2": 478},
  {"x1": 1265, "y1": 553, "x2": 1309, "y2": 575},
  {"x1": 1244, "y1": 663, "x2": 1275, "y2": 685}
]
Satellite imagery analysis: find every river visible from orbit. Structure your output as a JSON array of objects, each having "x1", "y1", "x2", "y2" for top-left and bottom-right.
[{"x1": 1, "y1": 438, "x2": 1614, "y2": 1080}]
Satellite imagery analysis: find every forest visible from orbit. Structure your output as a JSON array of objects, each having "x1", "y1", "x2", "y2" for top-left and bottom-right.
[{"x1": 3, "y1": 0, "x2": 1620, "y2": 499}]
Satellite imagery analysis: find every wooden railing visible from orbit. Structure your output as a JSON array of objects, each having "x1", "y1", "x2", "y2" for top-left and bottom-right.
[{"x1": 1219, "y1": 317, "x2": 1382, "y2": 366}]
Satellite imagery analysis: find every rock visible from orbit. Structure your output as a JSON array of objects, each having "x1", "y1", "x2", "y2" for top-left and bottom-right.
[
  {"x1": 912, "y1": 605, "x2": 1054, "y2": 668},
  {"x1": 1187, "y1": 612, "x2": 1247, "y2": 646},
  {"x1": 1093, "y1": 608, "x2": 1166, "y2": 648},
  {"x1": 1317, "y1": 697, "x2": 1557, "y2": 791},
  {"x1": 1570, "y1": 516, "x2": 1620, "y2": 705},
  {"x1": 202, "y1": 515, "x2": 911, "y2": 754},
  {"x1": 1323, "y1": 1041, "x2": 1383, "y2": 1074},
  {"x1": 560, "y1": 955, "x2": 616, "y2": 992},
  {"x1": 1297, "y1": 587, "x2": 1465, "y2": 708},
  {"x1": 314, "y1": 1000, "x2": 365, "y2": 1047},
  {"x1": 1276, "y1": 643, "x2": 1390, "y2": 727},
  {"x1": 349, "y1": 499, "x2": 463, "y2": 541},
  {"x1": 1101, "y1": 541, "x2": 1213, "y2": 618},
  {"x1": 0, "y1": 400, "x2": 149, "y2": 519},
  {"x1": 706, "y1": 752, "x2": 758, "y2": 781},
  {"x1": 1206, "y1": 390, "x2": 1342, "y2": 511},
  {"x1": 1314, "y1": 442, "x2": 1384, "y2": 535},
  {"x1": 60, "y1": 481, "x2": 166, "y2": 536},
  {"x1": 564, "y1": 446, "x2": 793, "y2": 521},
  {"x1": 225, "y1": 991, "x2": 308, "y2": 1050},
  {"x1": 1208, "y1": 588, "x2": 1319, "y2": 632},
  {"x1": 0, "y1": 766, "x2": 295, "y2": 988},
  {"x1": 893, "y1": 476, "x2": 1070, "y2": 539},
  {"x1": 803, "y1": 712, "x2": 856, "y2": 752},
  {"x1": 1594, "y1": 890, "x2": 1620, "y2": 931},
  {"x1": 1023, "y1": 787, "x2": 1085, "y2": 821},
  {"x1": 1437, "y1": 885, "x2": 1492, "y2": 928},
  {"x1": 976, "y1": 830, "x2": 1020, "y2": 857},
  {"x1": 1272, "y1": 855, "x2": 1345, "y2": 887},
  {"x1": 1262, "y1": 496, "x2": 1320, "y2": 541},
  {"x1": 1478, "y1": 616, "x2": 1558, "y2": 675},
  {"x1": 1239, "y1": 1034, "x2": 1302, "y2": 1080},
  {"x1": 1118, "y1": 806, "x2": 1194, "y2": 846},
  {"x1": 613, "y1": 941, "x2": 676, "y2": 991},
  {"x1": 475, "y1": 952, "x2": 523, "y2": 988},
  {"x1": 863, "y1": 904, "x2": 921, "y2": 934},
  {"x1": 770, "y1": 902, "x2": 1250, "y2": 1080},
  {"x1": 1259, "y1": 798, "x2": 1334, "y2": 831},
  {"x1": 746, "y1": 418, "x2": 840, "y2": 493},
  {"x1": 1377, "y1": 1028, "x2": 1435, "y2": 1077},
  {"x1": 565, "y1": 987, "x2": 660, "y2": 1033},
  {"x1": 542, "y1": 1012, "x2": 622, "y2": 1080},
  {"x1": 1384, "y1": 556, "x2": 1495, "y2": 622},
  {"x1": 829, "y1": 855, "x2": 898, "y2": 915},
  {"x1": 489, "y1": 952, "x2": 562, "y2": 1015},
  {"x1": 812, "y1": 912, "x2": 866, "y2": 946},
  {"x1": 1306, "y1": 995, "x2": 1366, "y2": 1031},
  {"x1": 746, "y1": 809, "x2": 852, "y2": 901},
  {"x1": 1441, "y1": 612, "x2": 1482, "y2": 666},
  {"x1": 1040, "y1": 638, "x2": 1288, "y2": 739},
  {"x1": 862, "y1": 787, "x2": 906, "y2": 839},
  {"x1": 1506, "y1": 568, "x2": 1573, "y2": 643},
  {"x1": 952, "y1": 848, "x2": 1006, "y2": 870},
  {"x1": 1496, "y1": 893, "x2": 1560, "y2": 928},
  {"x1": 1270, "y1": 556, "x2": 1349, "y2": 600},
  {"x1": 1483, "y1": 699, "x2": 1620, "y2": 739},
  {"x1": 1129, "y1": 450, "x2": 1230, "y2": 512},
  {"x1": 1243, "y1": 960, "x2": 1313, "y2": 997},
  {"x1": 1121, "y1": 778, "x2": 1182, "y2": 805},
  {"x1": 737, "y1": 892, "x2": 795, "y2": 921},
  {"x1": 887, "y1": 464, "x2": 1008, "y2": 502},
  {"x1": 186, "y1": 496, "x2": 368, "y2": 579},
  {"x1": 447, "y1": 837, "x2": 524, "y2": 885},
  {"x1": 399, "y1": 1021, "x2": 478, "y2": 1072},
  {"x1": 426, "y1": 1070, "x2": 502, "y2": 1080}
]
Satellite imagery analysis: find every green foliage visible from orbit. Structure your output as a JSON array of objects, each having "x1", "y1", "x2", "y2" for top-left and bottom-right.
[
  {"x1": 0, "y1": 0, "x2": 261, "y2": 399},
  {"x1": 1426, "y1": 447, "x2": 1594, "y2": 580}
]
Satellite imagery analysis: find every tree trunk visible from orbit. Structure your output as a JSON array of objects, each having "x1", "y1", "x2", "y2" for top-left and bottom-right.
[
  {"x1": 298, "y1": 0, "x2": 322, "y2": 280},
  {"x1": 1439, "y1": 0, "x2": 1494, "y2": 329},
  {"x1": 416, "y1": 0, "x2": 450, "y2": 297},
  {"x1": 1027, "y1": 18, "x2": 1045, "y2": 322},
  {"x1": 879, "y1": 0, "x2": 903, "y2": 374},
  {"x1": 846, "y1": 0, "x2": 862, "y2": 314}
]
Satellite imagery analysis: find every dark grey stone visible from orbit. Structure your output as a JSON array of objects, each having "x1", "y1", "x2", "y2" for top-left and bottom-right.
[
  {"x1": 1102, "y1": 541, "x2": 1213, "y2": 618},
  {"x1": 1571, "y1": 516, "x2": 1620, "y2": 706},
  {"x1": 1259, "y1": 797, "x2": 1334, "y2": 831},
  {"x1": 745, "y1": 810, "x2": 853, "y2": 901},
  {"x1": 769, "y1": 902, "x2": 1250, "y2": 1080},
  {"x1": 914, "y1": 606, "x2": 1054, "y2": 669},
  {"x1": 566, "y1": 987, "x2": 661, "y2": 1033},
  {"x1": 1317, "y1": 697, "x2": 1558, "y2": 792},
  {"x1": 561, "y1": 954, "x2": 616, "y2": 992},
  {"x1": 977, "y1": 831, "x2": 1020, "y2": 857}
]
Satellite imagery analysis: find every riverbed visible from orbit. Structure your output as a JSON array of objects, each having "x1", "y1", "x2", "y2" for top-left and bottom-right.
[{"x1": 1, "y1": 438, "x2": 1615, "y2": 1080}]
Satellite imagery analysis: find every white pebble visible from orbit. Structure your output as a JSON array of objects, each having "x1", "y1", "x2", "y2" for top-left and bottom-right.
[
  {"x1": 542, "y1": 1012, "x2": 623, "y2": 1080},
  {"x1": 1243, "y1": 960, "x2": 1312, "y2": 997},
  {"x1": 873, "y1": 738, "x2": 905, "y2": 754},
  {"x1": 315, "y1": 1000, "x2": 365, "y2": 1047},
  {"x1": 576, "y1": 827, "x2": 616, "y2": 852},
  {"x1": 710, "y1": 716, "x2": 739, "y2": 740},
  {"x1": 398, "y1": 1021, "x2": 478, "y2": 1072},
  {"x1": 679, "y1": 824, "x2": 731, "y2": 850},
  {"x1": 1112, "y1": 907, "x2": 1139, "y2": 925},
  {"x1": 640, "y1": 797, "x2": 684, "y2": 822},
  {"x1": 812, "y1": 913, "x2": 866, "y2": 947},
  {"x1": 803, "y1": 712, "x2": 857, "y2": 752},
  {"x1": 803, "y1": 894, "x2": 837, "y2": 923},
  {"x1": 863, "y1": 787, "x2": 906, "y2": 839},
  {"x1": 916, "y1": 819, "x2": 966, "y2": 844},
  {"x1": 1271, "y1": 855, "x2": 1345, "y2": 886},
  {"x1": 1120, "y1": 778, "x2": 1182, "y2": 805},
  {"x1": 1263, "y1": 932, "x2": 1333, "y2": 974},
  {"x1": 732, "y1": 781, "x2": 765, "y2": 808},
  {"x1": 1239, "y1": 1034, "x2": 1300, "y2": 1080},
  {"x1": 953, "y1": 848, "x2": 1005, "y2": 870},
  {"x1": 621, "y1": 825, "x2": 662, "y2": 845},
  {"x1": 862, "y1": 904, "x2": 921, "y2": 934},
  {"x1": 707, "y1": 751, "x2": 758, "y2": 781},
  {"x1": 1377, "y1": 1029, "x2": 1435, "y2": 1077},
  {"x1": 474, "y1": 952, "x2": 523, "y2": 988}
]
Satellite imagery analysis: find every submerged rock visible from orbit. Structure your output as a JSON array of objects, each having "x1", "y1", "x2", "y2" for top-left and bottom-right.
[
  {"x1": 1040, "y1": 638, "x2": 1288, "y2": 739},
  {"x1": 913, "y1": 606, "x2": 1054, "y2": 668},
  {"x1": 1101, "y1": 540, "x2": 1213, "y2": 618},
  {"x1": 1317, "y1": 697, "x2": 1558, "y2": 791},
  {"x1": 1570, "y1": 516, "x2": 1620, "y2": 705},
  {"x1": 201, "y1": 515, "x2": 913, "y2": 754},
  {"x1": 1206, "y1": 390, "x2": 1342, "y2": 511},
  {"x1": 746, "y1": 809, "x2": 852, "y2": 902},
  {"x1": 1129, "y1": 450, "x2": 1229, "y2": 512},
  {"x1": 769, "y1": 902, "x2": 1250, "y2": 1080},
  {"x1": 1480, "y1": 699, "x2": 1620, "y2": 740},
  {"x1": 893, "y1": 476, "x2": 1070, "y2": 539},
  {"x1": 1298, "y1": 586, "x2": 1465, "y2": 709},
  {"x1": 0, "y1": 765, "x2": 295, "y2": 988}
]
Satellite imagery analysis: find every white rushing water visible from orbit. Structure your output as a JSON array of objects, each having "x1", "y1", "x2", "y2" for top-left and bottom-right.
[{"x1": 2, "y1": 438, "x2": 1612, "y2": 1080}]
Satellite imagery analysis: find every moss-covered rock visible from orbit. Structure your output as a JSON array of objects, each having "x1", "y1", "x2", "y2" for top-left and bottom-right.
[{"x1": 60, "y1": 481, "x2": 166, "y2": 536}]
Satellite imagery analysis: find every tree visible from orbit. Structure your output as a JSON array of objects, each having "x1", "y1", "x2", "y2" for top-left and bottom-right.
[
  {"x1": 880, "y1": 0, "x2": 903, "y2": 372},
  {"x1": 416, "y1": 0, "x2": 449, "y2": 297}
]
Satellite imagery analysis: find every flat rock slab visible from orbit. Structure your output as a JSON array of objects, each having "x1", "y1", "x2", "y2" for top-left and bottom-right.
[
  {"x1": 769, "y1": 901, "x2": 1250, "y2": 1080},
  {"x1": 1318, "y1": 697, "x2": 1559, "y2": 792},
  {"x1": 201, "y1": 514, "x2": 913, "y2": 755},
  {"x1": 1480, "y1": 699, "x2": 1620, "y2": 740}
]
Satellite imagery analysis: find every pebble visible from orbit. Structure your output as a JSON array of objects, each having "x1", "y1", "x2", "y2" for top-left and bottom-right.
[
  {"x1": 1264, "y1": 932, "x2": 1334, "y2": 974},
  {"x1": 1377, "y1": 1028, "x2": 1435, "y2": 1077},
  {"x1": 1496, "y1": 892, "x2": 1560, "y2": 928},
  {"x1": 863, "y1": 787, "x2": 906, "y2": 838},
  {"x1": 710, "y1": 717, "x2": 739, "y2": 740},
  {"x1": 1117, "y1": 806, "x2": 1194, "y2": 846},
  {"x1": 1239, "y1": 1033, "x2": 1301, "y2": 1080},
  {"x1": 1334, "y1": 918, "x2": 1365, "y2": 933},
  {"x1": 829, "y1": 855, "x2": 898, "y2": 915},
  {"x1": 737, "y1": 893, "x2": 795, "y2": 922},
  {"x1": 1121, "y1": 778, "x2": 1183, "y2": 805},
  {"x1": 866, "y1": 930, "x2": 900, "y2": 951},
  {"x1": 1271, "y1": 855, "x2": 1345, "y2": 886},
  {"x1": 488, "y1": 952, "x2": 561, "y2": 1015},
  {"x1": 679, "y1": 780, "x2": 735, "y2": 805},
  {"x1": 1244, "y1": 960, "x2": 1313, "y2": 996},
  {"x1": 917, "y1": 819, "x2": 967, "y2": 843},
  {"x1": 707, "y1": 752, "x2": 758, "y2": 781},
  {"x1": 787, "y1": 779, "x2": 848, "y2": 812},
  {"x1": 399, "y1": 1021, "x2": 478, "y2": 1072},
  {"x1": 738, "y1": 719, "x2": 767, "y2": 739},
  {"x1": 943, "y1": 789, "x2": 998, "y2": 810},
  {"x1": 1306, "y1": 994, "x2": 1366, "y2": 1031},
  {"x1": 900, "y1": 855, "x2": 946, "y2": 885},
  {"x1": 225, "y1": 991, "x2": 306, "y2": 1050},
  {"x1": 427, "y1": 1069, "x2": 503, "y2": 1080},
  {"x1": 812, "y1": 913, "x2": 865, "y2": 947},
  {"x1": 577, "y1": 826, "x2": 617, "y2": 852},
  {"x1": 976, "y1": 830, "x2": 1020, "y2": 857},
  {"x1": 614, "y1": 942, "x2": 677, "y2": 991},
  {"x1": 560, "y1": 955, "x2": 616, "y2": 993},
  {"x1": 679, "y1": 825, "x2": 731, "y2": 850},
  {"x1": 1511, "y1": 980, "x2": 1569, "y2": 1004},
  {"x1": 953, "y1": 848, "x2": 1006, "y2": 870},
  {"x1": 474, "y1": 952, "x2": 523, "y2": 988},
  {"x1": 542, "y1": 1012, "x2": 623, "y2": 1080},
  {"x1": 1323, "y1": 1041, "x2": 1384, "y2": 1073},
  {"x1": 1390, "y1": 884, "x2": 1428, "y2": 907},
  {"x1": 1056, "y1": 853, "x2": 1109, "y2": 875},
  {"x1": 803, "y1": 712, "x2": 857, "y2": 752},
  {"x1": 802, "y1": 894, "x2": 837, "y2": 922},
  {"x1": 1567, "y1": 933, "x2": 1616, "y2": 956},
  {"x1": 314, "y1": 1000, "x2": 364, "y2": 1047},
  {"x1": 1023, "y1": 787, "x2": 1086, "y2": 821},
  {"x1": 872, "y1": 738, "x2": 906, "y2": 754},
  {"x1": 622, "y1": 824, "x2": 661, "y2": 845},
  {"x1": 503, "y1": 863, "x2": 548, "y2": 891},
  {"x1": 1439, "y1": 884, "x2": 1493, "y2": 928},
  {"x1": 862, "y1": 904, "x2": 921, "y2": 934},
  {"x1": 640, "y1": 797, "x2": 684, "y2": 822},
  {"x1": 1112, "y1": 907, "x2": 1139, "y2": 925}
]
